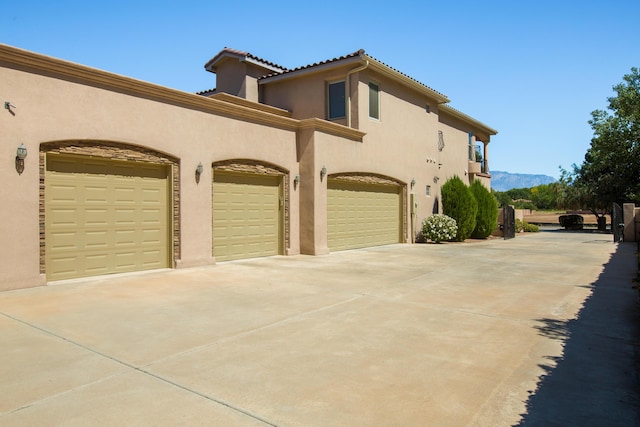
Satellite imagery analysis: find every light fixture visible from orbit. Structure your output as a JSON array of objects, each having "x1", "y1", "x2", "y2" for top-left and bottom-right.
[
  {"x1": 410, "y1": 178, "x2": 416, "y2": 189},
  {"x1": 16, "y1": 144, "x2": 27, "y2": 160},
  {"x1": 195, "y1": 162, "x2": 204, "y2": 183},
  {"x1": 293, "y1": 174, "x2": 300, "y2": 188},
  {"x1": 15, "y1": 143, "x2": 27, "y2": 175},
  {"x1": 320, "y1": 166, "x2": 327, "y2": 181}
]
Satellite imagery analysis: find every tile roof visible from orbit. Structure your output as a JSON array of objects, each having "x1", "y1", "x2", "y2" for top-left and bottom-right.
[
  {"x1": 204, "y1": 48, "x2": 288, "y2": 73},
  {"x1": 259, "y1": 49, "x2": 364, "y2": 79},
  {"x1": 362, "y1": 51, "x2": 448, "y2": 100},
  {"x1": 439, "y1": 104, "x2": 498, "y2": 135},
  {"x1": 258, "y1": 49, "x2": 448, "y2": 102},
  {"x1": 196, "y1": 87, "x2": 216, "y2": 96}
]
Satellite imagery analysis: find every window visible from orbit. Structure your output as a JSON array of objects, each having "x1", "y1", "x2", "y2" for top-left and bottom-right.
[
  {"x1": 425, "y1": 185, "x2": 431, "y2": 196},
  {"x1": 369, "y1": 81, "x2": 380, "y2": 119},
  {"x1": 327, "y1": 81, "x2": 346, "y2": 119}
]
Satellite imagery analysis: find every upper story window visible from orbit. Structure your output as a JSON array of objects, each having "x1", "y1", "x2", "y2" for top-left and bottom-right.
[
  {"x1": 327, "y1": 80, "x2": 346, "y2": 120},
  {"x1": 369, "y1": 81, "x2": 380, "y2": 120}
]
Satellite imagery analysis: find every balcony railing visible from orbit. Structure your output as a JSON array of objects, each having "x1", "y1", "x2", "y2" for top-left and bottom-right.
[{"x1": 468, "y1": 143, "x2": 488, "y2": 174}]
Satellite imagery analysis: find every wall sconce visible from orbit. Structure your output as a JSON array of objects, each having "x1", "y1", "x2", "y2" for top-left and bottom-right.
[
  {"x1": 15, "y1": 143, "x2": 27, "y2": 175},
  {"x1": 4, "y1": 101, "x2": 16, "y2": 116},
  {"x1": 410, "y1": 178, "x2": 416, "y2": 189},
  {"x1": 320, "y1": 165, "x2": 327, "y2": 181},
  {"x1": 293, "y1": 174, "x2": 300, "y2": 189},
  {"x1": 195, "y1": 162, "x2": 204, "y2": 183}
]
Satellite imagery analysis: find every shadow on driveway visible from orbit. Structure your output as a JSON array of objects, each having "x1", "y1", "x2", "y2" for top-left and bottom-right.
[{"x1": 515, "y1": 241, "x2": 640, "y2": 426}]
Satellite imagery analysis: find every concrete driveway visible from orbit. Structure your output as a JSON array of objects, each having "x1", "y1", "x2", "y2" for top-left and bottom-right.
[{"x1": 1, "y1": 230, "x2": 638, "y2": 426}]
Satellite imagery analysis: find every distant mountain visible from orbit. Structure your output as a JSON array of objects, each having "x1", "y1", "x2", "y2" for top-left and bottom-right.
[{"x1": 490, "y1": 170, "x2": 556, "y2": 192}]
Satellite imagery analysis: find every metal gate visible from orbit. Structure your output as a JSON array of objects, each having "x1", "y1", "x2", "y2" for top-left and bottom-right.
[
  {"x1": 503, "y1": 205, "x2": 516, "y2": 240},
  {"x1": 612, "y1": 202, "x2": 623, "y2": 242}
]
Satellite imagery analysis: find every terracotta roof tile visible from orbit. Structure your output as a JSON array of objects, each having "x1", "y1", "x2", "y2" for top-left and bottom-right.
[
  {"x1": 259, "y1": 49, "x2": 364, "y2": 79},
  {"x1": 204, "y1": 48, "x2": 288, "y2": 73},
  {"x1": 258, "y1": 49, "x2": 447, "y2": 100}
]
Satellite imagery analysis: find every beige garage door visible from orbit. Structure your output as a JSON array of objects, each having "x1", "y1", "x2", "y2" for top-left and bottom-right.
[
  {"x1": 328, "y1": 179, "x2": 402, "y2": 251},
  {"x1": 213, "y1": 171, "x2": 283, "y2": 261},
  {"x1": 45, "y1": 154, "x2": 171, "y2": 281}
]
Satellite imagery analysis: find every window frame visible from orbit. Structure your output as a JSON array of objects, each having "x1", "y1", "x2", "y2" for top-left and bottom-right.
[
  {"x1": 368, "y1": 81, "x2": 380, "y2": 120},
  {"x1": 327, "y1": 80, "x2": 346, "y2": 120}
]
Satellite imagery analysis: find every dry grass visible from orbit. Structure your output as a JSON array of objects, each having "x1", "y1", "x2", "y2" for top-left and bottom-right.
[{"x1": 524, "y1": 211, "x2": 605, "y2": 225}]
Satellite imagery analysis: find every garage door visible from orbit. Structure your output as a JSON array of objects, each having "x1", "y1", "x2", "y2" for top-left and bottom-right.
[
  {"x1": 213, "y1": 171, "x2": 283, "y2": 261},
  {"x1": 327, "y1": 179, "x2": 402, "y2": 251},
  {"x1": 45, "y1": 154, "x2": 171, "y2": 281}
]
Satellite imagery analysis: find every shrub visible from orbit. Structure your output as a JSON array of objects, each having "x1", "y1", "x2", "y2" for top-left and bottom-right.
[
  {"x1": 441, "y1": 176, "x2": 477, "y2": 241},
  {"x1": 470, "y1": 180, "x2": 498, "y2": 238},
  {"x1": 421, "y1": 214, "x2": 458, "y2": 243},
  {"x1": 525, "y1": 222, "x2": 540, "y2": 232},
  {"x1": 515, "y1": 219, "x2": 540, "y2": 233},
  {"x1": 559, "y1": 214, "x2": 584, "y2": 230}
]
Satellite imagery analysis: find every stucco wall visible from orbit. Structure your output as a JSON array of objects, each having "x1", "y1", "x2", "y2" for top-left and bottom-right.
[
  {"x1": 263, "y1": 64, "x2": 493, "y2": 244},
  {"x1": 0, "y1": 45, "x2": 496, "y2": 291},
  {"x1": 0, "y1": 51, "x2": 300, "y2": 290}
]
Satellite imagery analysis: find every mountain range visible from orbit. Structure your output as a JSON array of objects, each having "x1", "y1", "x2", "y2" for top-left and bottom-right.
[{"x1": 490, "y1": 170, "x2": 556, "y2": 192}]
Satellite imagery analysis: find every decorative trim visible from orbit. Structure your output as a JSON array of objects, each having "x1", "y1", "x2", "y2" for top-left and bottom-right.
[
  {"x1": 328, "y1": 172, "x2": 403, "y2": 186},
  {"x1": 0, "y1": 44, "x2": 365, "y2": 142}
]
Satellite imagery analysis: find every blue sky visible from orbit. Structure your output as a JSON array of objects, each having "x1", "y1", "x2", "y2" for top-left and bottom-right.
[{"x1": 3, "y1": 1, "x2": 638, "y2": 178}]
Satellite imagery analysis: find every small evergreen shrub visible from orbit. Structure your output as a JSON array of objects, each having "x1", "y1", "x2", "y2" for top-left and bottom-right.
[
  {"x1": 441, "y1": 176, "x2": 477, "y2": 241},
  {"x1": 515, "y1": 219, "x2": 540, "y2": 233},
  {"x1": 559, "y1": 214, "x2": 584, "y2": 230},
  {"x1": 524, "y1": 222, "x2": 540, "y2": 232},
  {"x1": 470, "y1": 180, "x2": 498, "y2": 239},
  {"x1": 421, "y1": 214, "x2": 458, "y2": 243}
]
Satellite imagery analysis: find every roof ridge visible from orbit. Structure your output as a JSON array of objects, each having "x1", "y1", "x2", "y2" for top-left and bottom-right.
[
  {"x1": 258, "y1": 49, "x2": 447, "y2": 101},
  {"x1": 205, "y1": 47, "x2": 288, "y2": 73},
  {"x1": 259, "y1": 49, "x2": 364, "y2": 80}
]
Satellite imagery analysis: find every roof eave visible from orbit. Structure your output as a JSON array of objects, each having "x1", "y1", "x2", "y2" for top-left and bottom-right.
[
  {"x1": 259, "y1": 52, "x2": 450, "y2": 104},
  {"x1": 205, "y1": 51, "x2": 285, "y2": 75},
  {"x1": 365, "y1": 56, "x2": 449, "y2": 104},
  {"x1": 439, "y1": 104, "x2": 498, "y2": 137},
  {"x1": 259, "y1": 55, "x2": 364, "y2": 85}
]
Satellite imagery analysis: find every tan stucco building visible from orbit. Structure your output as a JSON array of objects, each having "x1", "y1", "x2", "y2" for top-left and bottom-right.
[{"x1": 0, "y1": 45, "x2": 496, "y2": 291}]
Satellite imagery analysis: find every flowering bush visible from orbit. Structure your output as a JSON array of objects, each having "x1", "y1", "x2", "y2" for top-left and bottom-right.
[{"x1": 421, "y1": 214, "x2": 458, "y2": 243}]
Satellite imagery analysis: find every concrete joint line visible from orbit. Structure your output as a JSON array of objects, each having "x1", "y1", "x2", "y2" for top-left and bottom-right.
[
  {"x1": 147, "y1": 295, "x2": 364, "y2": 367},
  {"x1": 0, "y1": 312, "x2": 279, "y2": 426}
]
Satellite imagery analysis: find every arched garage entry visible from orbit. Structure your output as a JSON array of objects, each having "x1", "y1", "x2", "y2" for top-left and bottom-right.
[
  {"x1": 327, "y1": 173, "x2": 406, "y2": 251},
  {"x1": 212, "y1": 160, "x2": 289, "y2": 262},
  {"x1": 41, "y1": 141, "x2": 179, "y2": 281}
]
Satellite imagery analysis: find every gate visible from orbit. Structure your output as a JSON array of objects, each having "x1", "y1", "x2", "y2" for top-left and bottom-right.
[
  {"x1": 503, "y1": 205, "x2": 516, "y2": 240},
  {"x1": 612, "y1": 202, "x2": 623, "y2": 242}
]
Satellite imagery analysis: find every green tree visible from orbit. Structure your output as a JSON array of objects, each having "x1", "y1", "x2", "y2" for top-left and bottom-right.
[
  {"x1": 530, "y1": 183, "x2": 559, "y2": 210},
  {"x1": 470, "y1": 180, "x2": 498, "y2": 238},
  {"x1": 493, "y1": 190, "x2": 512, "y2": 208},
  {"x1": 572, "y1": 67, "x2": 640, "y2": 228},
  {"x1": 441, "y1": 176, "x2": 477, "y2": 241}
]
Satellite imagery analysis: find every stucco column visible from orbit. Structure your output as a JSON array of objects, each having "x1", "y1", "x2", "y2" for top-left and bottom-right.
[
  {"x1": 483, "y1": 141, "x2": 489, "y2": 173},
  {"x1": 623, "y1": 203, "x2": 636, "y2": 242},
  {"x1": 298, "y1": 129, "x2": 329, "y2": 255}
]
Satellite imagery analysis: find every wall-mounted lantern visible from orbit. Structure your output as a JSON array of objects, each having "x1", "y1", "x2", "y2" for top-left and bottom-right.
[
  {"x1": 410, "y1": 178, "x2": 416, "y2": 189},
  {"x1": 320, "y1": 166, "x2": 327, "y2": 181},
  {"x1": 195, "y1": 162, "x2": 204, "y2": 183},
  {"x1": 4, "y1": 101, "x2": 16, "y2": 116},
  {"x1": 15, "y1": 143, "x2": 27, "y2": 175},
  {"x1": 293, "y1": 174, "x2": 300, "y2": 189}
]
